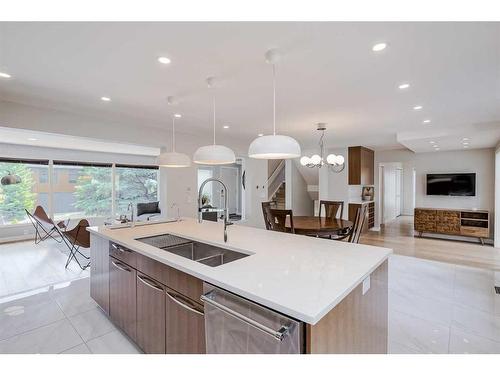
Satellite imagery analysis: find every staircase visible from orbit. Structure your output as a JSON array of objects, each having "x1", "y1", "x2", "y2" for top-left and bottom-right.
[{"x1": 271, "y1": 182, "x2": 286, "y2": 209}]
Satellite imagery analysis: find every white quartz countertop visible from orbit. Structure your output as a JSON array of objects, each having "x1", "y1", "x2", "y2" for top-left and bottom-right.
[{"x1": 88, "y1": 218, "x2": 391, "y2": 324}]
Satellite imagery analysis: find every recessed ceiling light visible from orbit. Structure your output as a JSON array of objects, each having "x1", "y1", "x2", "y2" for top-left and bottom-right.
[
  {"x1": 158, "y1": 56, "x2": 171, "y2": 64},
  {"x1": 101, "y1": 97, "x2": 111, "y2": 102},
  {"x1": 463, "y1": 142, "x2": 469, "y2": 146},
  {"x1": 464, "y1": 145, "x2": 469, "y2": 148},
  {"x1": 462, "y1": 137, "x2": 469, "y2": 141},
  {"x1": 423, "y1": 119, "x2": 431, "y2": 124},
  {"x1": 223, "y1": 125, "x2": 229, "y2": 129},
  {"x1": 434, "y1": 148, "x2": 440, "y2": 151},
  {"x1": 27, "y1": 137, "x2": 37, "y2": 141},
  {"x1": 433, "y1": 144, "x2": 439, "y2": 148},
  {"x1": 413, "y1": 105, "x2": 423, "y2": 110},
  {"x1": 372, "y1": 43, "x2": 387, "y2": 52},
  {"x1": 174, "y1": 113, "x2": 182, "y2": 118},
  {"x1": 398, "y1": 83, "x2": 410, "y2": 90},
  {"x1": 429, "y1": 141, "x2": 435, "y2": 144},
  {"x1": 0, "y1": 72, "x2": 12, "y2": 78},
  {"x1": 258, "y1": 133, "x2": 264, "y2": 137}
]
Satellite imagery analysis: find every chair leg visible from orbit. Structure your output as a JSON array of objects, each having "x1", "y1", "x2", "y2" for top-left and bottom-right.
[{"x1": 65, "y1": 243, "x2": 90, "y2": 270}]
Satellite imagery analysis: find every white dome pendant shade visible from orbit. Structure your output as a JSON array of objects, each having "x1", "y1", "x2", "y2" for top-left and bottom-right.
[
  {"x1": 193, "y1": 77, "x2": 236, "y2": 165},
  {"x1": 158, "y1": 113, "x2": 191, "y2": 168},
  {"x1": 248, "y1": 49, "x2": 301, "y2": 160}
]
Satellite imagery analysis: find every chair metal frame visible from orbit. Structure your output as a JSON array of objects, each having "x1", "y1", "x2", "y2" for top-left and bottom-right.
[
  {"x1": 25, "y1": 207, "x2": 65, "y2": 244},
  {"x1": 57, "y1": 219, "x2": 91, "y2": 270}
]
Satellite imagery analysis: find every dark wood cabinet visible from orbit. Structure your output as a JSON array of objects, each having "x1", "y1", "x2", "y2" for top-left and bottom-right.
[
  {"x1": 136, "y1": 272, "x2": 166, "y2": 354},
  {"x1": 109, "y1": 256, "x2": 137, "y2": 341},
  {"x1": 90, "y1": 235, "x2": 110, "y2": 315},
  {"x1": 348, "y1": 146, "x2": 374, "y2": 185},
  {"x1": 165, "y1": 287, "x2": 205, "y2": 354}
]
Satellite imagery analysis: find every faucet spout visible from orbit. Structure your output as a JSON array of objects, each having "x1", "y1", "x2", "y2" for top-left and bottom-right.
[{"x1": 198, "y1": 177, "x2": 232, "y2": 242}]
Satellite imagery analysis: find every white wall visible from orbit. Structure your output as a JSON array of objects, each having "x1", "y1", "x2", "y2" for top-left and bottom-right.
[
  {"x1": 375, "y1": 148, "x2": 495, "y2": 238},
  {"x1": 495, "y1": 145, "x2": 500, "y2": 247},
  {"x1": 285, "y1": 159, "x2": 314, "y2": 216}
]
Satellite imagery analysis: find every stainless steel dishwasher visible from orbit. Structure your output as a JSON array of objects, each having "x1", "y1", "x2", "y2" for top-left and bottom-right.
[{"x1": 201, "y1": 284, "x2": 302, "y2": 354}]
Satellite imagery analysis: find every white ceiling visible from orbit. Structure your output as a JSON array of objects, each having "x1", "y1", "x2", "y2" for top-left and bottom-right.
[{"x1": 0, "y1": 22, "x2": 499, "y2": 152}]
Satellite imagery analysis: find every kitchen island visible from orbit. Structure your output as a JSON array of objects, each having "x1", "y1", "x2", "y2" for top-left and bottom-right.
[{"x1": 88, "y1": 218, "x2": 391, "y2": 354}]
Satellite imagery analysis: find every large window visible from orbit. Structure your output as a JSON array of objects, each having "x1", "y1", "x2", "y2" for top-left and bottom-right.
[
  {"x1": 115, "y1": 165, "x2": 159, "y2": 216},
  {"x1": 52, "y1": 161, "x2": 112, "y2": 221},
  {"x1": 0, "y1": 159, "x2": 49, "y2": 225},
  {"x1": 0, "y1": 159, "x2": 159, "y2": 226}
]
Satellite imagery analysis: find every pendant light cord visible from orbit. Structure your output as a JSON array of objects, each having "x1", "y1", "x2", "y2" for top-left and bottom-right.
[
  {"x1": 172, "y1": 116, "x2": 176, "y2": 152},
  {"x1": 272, "y1": 64, "x2": 276, "y2": 136},
  {"x1": 213, "y1": 90, "x2": 216, "y2": 145}
]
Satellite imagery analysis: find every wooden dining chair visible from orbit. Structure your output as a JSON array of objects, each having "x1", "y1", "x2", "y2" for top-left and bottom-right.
[
  {"x1": 261, "y1": 201, "x2": 273, "y2": 230},
  {"x1": 319, "y1": 200, "x2": 344, "y2": 220},
  {"x1": 59, "y1": 219, "x2": 91, "y2": 270},
  {"x1": 268, "y1": 209, "x2": 295, "y2": 234},
  {"x1": 348, "y1": 205, "x2": 368, "y2": 244}
]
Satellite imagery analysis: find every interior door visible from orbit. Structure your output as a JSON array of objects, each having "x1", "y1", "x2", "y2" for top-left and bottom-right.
[
  {"x1": 220, "y1": 167, "x2": 238, "y2": 215},
  {"x1": 395, "y1": 169, "x2": 402, "y2": 217}
]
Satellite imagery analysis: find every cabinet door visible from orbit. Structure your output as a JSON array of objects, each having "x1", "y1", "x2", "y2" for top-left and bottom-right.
[
  {"x1": 136, "y1": 272, "x2": 166, "y2": 354},
  {"x1": 165, "y1": 288, "x2": 205, "y2": 354},
  {"x1": 414, "y1": 209, "x2": 437, "y2": 232},
  {"x1": 90, "y1": 235, "x2": 110, "y2": 314},
  {"x1": 109, "y1": 257, "x2": 137, "y2": 341},
  {"x1": 360, "y1": 148, "x2": 374, "y2": 185}
]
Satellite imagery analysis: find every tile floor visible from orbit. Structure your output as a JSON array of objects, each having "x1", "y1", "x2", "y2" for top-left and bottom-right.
[
  {"x1": 0, "y1": 278, "x2": 141, "y2": 353},
  {"x1": 0, "y1": 239, "x2": 89, "y2": 297},
  {"x1": 0, "y1": 240, "x2": 499, "y2": 354}
]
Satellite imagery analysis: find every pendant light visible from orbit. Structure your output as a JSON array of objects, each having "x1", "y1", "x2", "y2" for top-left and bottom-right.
[
  {"x1": 193, "y1": 77, "x2": 236, "y2": 165},
  {"x1": 1, "y1": 171, "x2": 22, "y2": 186},
  {"x1": 248, "y1": 49, "x2": 301, "y2": 159},
  {"x1": 157, "y1": 98, "x2": 191, "y2": 168}
]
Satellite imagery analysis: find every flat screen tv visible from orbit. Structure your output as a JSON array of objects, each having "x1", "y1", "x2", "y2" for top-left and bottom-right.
[{"x1": 426, "y1": 173, "x2": 476, "y2": 196}]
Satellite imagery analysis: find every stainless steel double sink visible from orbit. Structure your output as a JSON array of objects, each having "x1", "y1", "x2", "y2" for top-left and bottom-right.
[{"x1": 136, "y1": 233, "x2": 250, "y2": 267}]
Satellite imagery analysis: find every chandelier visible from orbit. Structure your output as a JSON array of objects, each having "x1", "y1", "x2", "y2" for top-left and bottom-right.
[{"x1": 300, "y1": 123, "x2": 345, "y2": 173}]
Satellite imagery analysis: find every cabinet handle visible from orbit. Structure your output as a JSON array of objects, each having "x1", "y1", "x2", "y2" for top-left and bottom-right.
[
  {"x1": 111, "y1": 260, "x2": 131, "y2": 272},
  {"x1": 137, "y1": 275, "x2": 164, "y2": 292},
  {"x1": 111, "y1": 243, "x2": 130, "y2": 253},
  {"x1": 166, "y1": 291, "x2": 204, "y2": 317}
]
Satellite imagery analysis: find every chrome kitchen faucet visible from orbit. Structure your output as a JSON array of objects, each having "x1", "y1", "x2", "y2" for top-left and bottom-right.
[{"x1": 198, "y1": 177, "x2": 233, "y2": 242}]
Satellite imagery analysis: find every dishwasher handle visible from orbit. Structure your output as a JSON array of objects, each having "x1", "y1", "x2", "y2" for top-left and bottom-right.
[{"x1": 201, "y1": 291, "x2": 290, "y2": 342}]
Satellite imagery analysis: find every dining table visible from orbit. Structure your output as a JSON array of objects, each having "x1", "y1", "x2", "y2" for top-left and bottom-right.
[{"x1": 285, "y1": 216, "x2": 353, "y2": 237}]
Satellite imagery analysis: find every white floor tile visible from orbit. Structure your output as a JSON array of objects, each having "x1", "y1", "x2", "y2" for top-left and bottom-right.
[
  {"x1": 388, "y1": 310, "x2": 450, "y2": 354},
  {"x1": 389, "y1": 288, "x2": 453, "y2": 327},
  {"x1": 53, "y1": 288, "x2": 97, "y2": 317},
  {"x1": 0, "y1": 319, "x2": 83, "y2": 354},
  {"x1": 0, "y1": 296, "x2": 65, "y2": 340},
  {"x1": 69, "y1": 307, "x2": 116, "y2": 342},
  {"x1": 60, "y1": 343, "x2": 91, "y2": 354},
  {"x1": 449, "y1": 326, "x2": 500, "y2": 354},
  {"x1": 388, "y1": 340, "x2": 423, "y2": 354},
  {"x1": 86, "y1": 330, "x2": 142, "y2": 354},
  {"x1": 452, "y1": 305, "x2": 500, "y2": 342}
]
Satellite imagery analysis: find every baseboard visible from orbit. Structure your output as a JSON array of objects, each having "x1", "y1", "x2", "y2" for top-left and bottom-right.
[{"x1": 0, "y1": 234, "x2": 35, "y2": 244}]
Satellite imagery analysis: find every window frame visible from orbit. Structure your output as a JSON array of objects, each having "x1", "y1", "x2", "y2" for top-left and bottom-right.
[{"x1": 0, "y1": 158, "x2": 160, "y2": 227}]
